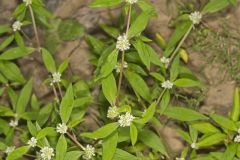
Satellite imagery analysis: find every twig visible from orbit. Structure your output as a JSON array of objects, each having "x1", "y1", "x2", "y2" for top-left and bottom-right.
[
  {"x1": 156, "y1": 88, "x2": 166, "y2": 105},
  {"x1": 29, "y1": 5, "x2": 41, "y2": 51},
  {"x1": 57, "y1": 83, "x2": 63, "y2": 99},
  {"x1": 52, "y1": 84, "x2": 60, "y2": 103},
  {"x1": 115, "y1": 5, "x2": 132, "y2": 105},
  {"x1": 166, "y1": 24, "x2": 193, "y2": 69},
  {"x1": 67, "y1": 131, "x2": 85, "y2": 150}
]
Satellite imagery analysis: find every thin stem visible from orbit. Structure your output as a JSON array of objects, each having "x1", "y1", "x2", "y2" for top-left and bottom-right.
[
  {"x1": 166, "y1": 24, "x2": 193, "y2": 69},
  {"x1": 57, "y1": 83, "x2": 63, "y2": 99},
  {"x1": 115, "y1": 5, "x2": 132, "y2": 106},
  {"x1": 24, "y1": 154, "x2": 37, "y2": 158},
  {"x1": 52, "y1": 84, "x2": 60, "y2": 103},
  {"x1": 67, "y1": 131, "x2": 85, "y2": 150},
  {"x1": 29, "y1": 5, "x2": 41, "y2": 51},
  {"x1": 20, "y1": 30, "x2": 32, "y2": 45},
  {"x1": 156, "y1": 88, "x2": 167, "y2": 105}
]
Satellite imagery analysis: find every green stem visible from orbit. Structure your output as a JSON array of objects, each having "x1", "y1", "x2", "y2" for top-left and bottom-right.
[
  {"x1": 166, "y1": 24, "x2": 193, "y2": 69},
  {"x1": 115, "y1": 5, "x2": 132, "y2": 106}
]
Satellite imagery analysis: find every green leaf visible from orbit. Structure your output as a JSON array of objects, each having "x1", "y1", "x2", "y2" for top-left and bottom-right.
[
  {"x1": 102, "y1": 131, "x2": 118, "y2": 160},
  {"x1": 7, "y1": 146, "x2": 30, "y2": 160},
  {"x1": 130, "y1": 123, "x2": 138, "y2": 145},
  {"x1": 16, "y1": 79, "x2": 32, "y2": 114},
  {"x1": 97, "y1": 50, "x2": 118, "y2": 80},
  {"x1": 150, "y1": 72, "x2": 165, "y2": 82},
  {"x1": 125, "y1": 70, "x2": 151, "y2": 102},
  {"x1": 202, "y1": 0, "x2": 230, "y2": 14},
  {"x1": 100, "y1": 25, "x2": 119, "y2": 38},
  {"x1": 196, "y1": 133, "x2": 226, "y2": 148},
  {"x1": 58, "y1": 59, "x2": 69, "y2": 73},
  {"x1": 133, "y1": 40, "x2": 151, "y2": 70},
  {"x1": 0, "y1": 47, "x2": 34, "y2": 60},
  {"x1": 223, "y1": 143, "x2": 237, "y2": 160},
  {"x1": 159, "y1": 90, "x2": 170, "y2": 114},
  {"x1": 27, "y1": 121, "x2": 38, "y2": 136},
  {"x1": 163, "y1": 107, "x2": 208, "y2": 121},
  {"x1": 37, "y1": 103, "x2": 53, "y2": 126},
  {"x1": 58, "y1": 19, "x2": 84, "y2": 41},
  {"x1": 113, "y1": 149, "x2": 138, "y2": 160},
  {"x1": 0, "y1": 35, "x2": 15, "y2": 50},
  {"x1": 176, "y1": 129, "x2": 192, "y2": 144},
  {"x1": 139, "y1": 129, "x2": 168, "y2": 156},
  {"x1": 128, "y1": 10, "x2": 152, "y2": 38},
  {"x1": 81, "y1": 122, "x2": 119, "y2": 139},
  {"x1": 230, "y1": 88, "x2": 240, "y2": 121},
  {"x1": 0, "y1": 61, "x2": 25, "y2": 83},
  {"x1": 90, "y1": 0, "x2": 123, "y2": 8},
  {"x1": 41, "y1": 48, "x2": 56, "y2": 73},
  {"x1": 174, "y1": 78, "x2": 202, "y2": 88},
  {"x1": 210, "y1": 114, "x2": 237, "y2": 131},
  {"x1": 60, "y1": 84, "x2": 74, "y2": 123},
  {"x1": 164, "y1": 22, "x2": 192, "y2": 57},
  {"x1": 191, "y1": 122, "x2": 220, "y2": 134},
  {"x1": 64, "y1": 151, "x2": 82, "y2": 160},
  {"x1": 102, "y1": 73, "x2": 117, "y2": 105},
  {"x1": 0, "y1": 25, "x2": 11, "y2": 35},
  {"x1": 134, "y1": 102, "x2": 156, "y2": 124},
  {"x1": 36, "y1": 127, "x2": 56, "y2": 139},
  {"x1": 15, "y1": 31, "x2": 25, "y2": 48},
  {"x1": 56, "y1": 135, "x2": 67, "y2": 160}
]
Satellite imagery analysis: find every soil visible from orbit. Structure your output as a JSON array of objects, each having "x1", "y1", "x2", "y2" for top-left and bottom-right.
[{"x1": 0, "y1": 0, "x2": 240, "y2": 157}]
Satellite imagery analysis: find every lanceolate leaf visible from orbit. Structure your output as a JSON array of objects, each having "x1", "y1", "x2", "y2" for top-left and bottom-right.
[
  {"x1": 125, "y1": 70, "x2": 151, "y2": 102},
  {"x1": 113, "y1": 149, "x2": 138, "y2": 160},
  {"x1": 230, "y1": 88, "x2": 240, "y2": 121},
  {"x1": 101, "y1": 73, "x2": 117, "y2": 105},
  {"x1": 97, "y1": 50, "x2": 118, "y2": 80},
  {"x1": 7, "y1": 146, "x2": 30, "y2": 160},
  {"x1": 210, "y1": 114, "x2": 237, "y2": 131},
  {"x1": 0, "y1": 47, "x2": 34, "y2": 60},
  {"x1": 102, "y1": 131, "x2": 118, "y2": 160},
  {"x1": 130, "y1": 123, "x2": 138, "y2": 145},
  {"x1": 81, "y1": 122, "x2": 119, "y2": 139},
  {"x1": 56, "y1": 135, "x2": 67, "y2": 160},
  {"x1": 196, "y1": 133, "x2": 226, "y2": 148},
  {"x1": 41, "y1": 48, "x2": 56, "y2": 73},
  {"x1": 60, "y1": 84, "x2": 74, "y2": 123},
  {"x1": 139, "y1": 129, "x2": 168, "y2": 156},
  {"x1": 174, "y1": 78, "x2": 202, "y2": 88},
  {"x1": 128, "y1": 10, "x2": 152, "y2": 38},
  {"x1": 36, "y1": 127, "x2": 56, "y2": 140},
  {"x1": 16, "y1": 79, "x2": 32, "y2": 114},
  {"x1": 90, "y1": 0, "x2": 123, "y2": 8},
  {"x1": 163, "y1": 107, "x2": 208, "y2": 121},
  {"x1": 191, "y1": 122, "x2": 220, "y2": 134},
  {"x1": 202, "y1": 0, "x2": 230, "y2": 14},
  {"x1": 134, "y1": 102, "x2": 156, "y2": 124}
]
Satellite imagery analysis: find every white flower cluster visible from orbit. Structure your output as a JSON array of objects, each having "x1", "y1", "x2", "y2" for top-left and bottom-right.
[
  {"x1": 116, "y1": 34, "x2": 130, "y2": 51},
  {"x1": 115, "y1": 62, "x2": 128, "y2": 73},
  {"x1": 189, "y1": 11, "x2": 202, "y2": 25},
  {"x1": 40, "y1": 147, "x2": 54, "y2": 160},
  {"x1": 126, "y1": 0, "x2": 138, "y2": 4},
  {"x1": 52, "y1": 72, "x2": 61, "y2": 83},
  {"x1": 107, "y1": 106, "x2": 119, "y2": 119},
  {"x1": 23, "y1": 0, "x2": 32, "y2": 6},
  {"x1": 9, "y1": 119, "x2": 18, "y2": 127},
  {"x1": 5, "y1": 146, "x2": 15, "y2": 154},
  {"x1": 234, "y1": 129, "x2": 240, "y2": 143},
  {"x1": 161, "y1": 80, "x2": 173, "y2": 89},
  {"x1": 160, "y1": 56, "x2": 170, "y2": 67},
  {"x1": 191, "y1": 142, "x2": 198, "y2": 149},
  {"x1": 118, "y1": 112, "x2": 135, "y2": 127},
  {"x1": 12, "y1": 21, "x2": 22, "y2": 32},
  {"x1": 27, "y1": 137, "x2": 37, "y2": 147},
  {"x1": 83, "y1": 145, "x2": 95, "y2": 160},
  {"x1": 56, "y1": 123, "x2": 68, "y2": 134}
]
